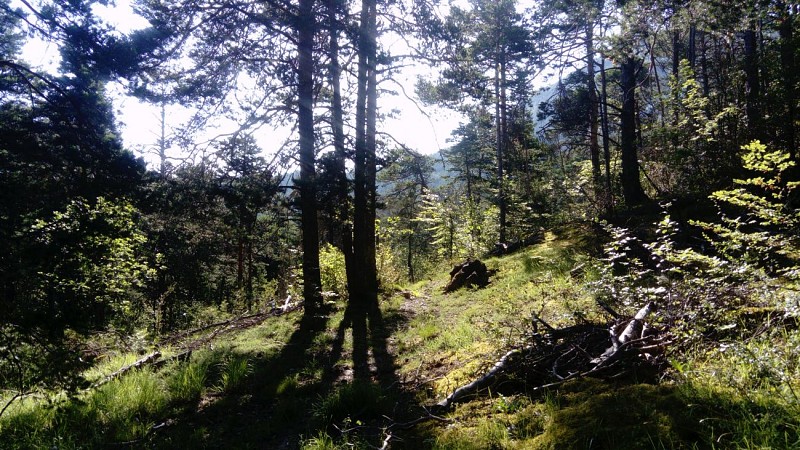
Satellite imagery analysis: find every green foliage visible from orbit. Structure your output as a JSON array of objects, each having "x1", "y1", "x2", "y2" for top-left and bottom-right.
[
  {"x1": 30, "y1": 197, "x2": 153, "y2": 329},
  {"x1": 319, "y1": 243, "x2": 347, "y2": 295},
  {"x1": 415, "y1": 189, "x2": 499, "y2": 262},
  {"x1": 693, "y1": 141, "x2": 800, "y2": 278},
  {"x1": 311, "y1": 380, "x2": 388, "y2": 425},
  {"x1": 167, "y1": 359, "x2": 209, "y2": 403},
  {"x1": 587, "y1": 141, "x2": 800, "y2": 448},
  {"x1": 217, "y1": 354, "x2": 251, "y2": 393},
  {"x1": 90, "y1": 369, "x2": 169, "y2": 441}
]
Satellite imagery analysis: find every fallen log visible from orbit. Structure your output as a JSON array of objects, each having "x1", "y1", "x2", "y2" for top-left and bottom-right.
[
  {"x1": 91, "y1": 351, "x2": 162, "y2": 389},
  {"x1": 90, "y1": 303, "x2": 304, "y2": 391},
  {"x1": 436, "y1": 346, "x2": 532, "y2": 410},
  {"x1": 591, "y1": 302, "x2": 655, "y2": 367}
]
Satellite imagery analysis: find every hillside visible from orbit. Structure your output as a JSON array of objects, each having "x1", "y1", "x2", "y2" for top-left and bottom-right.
[{"x1": 3, "y1": 222, "x2": 798, "y2": 449}]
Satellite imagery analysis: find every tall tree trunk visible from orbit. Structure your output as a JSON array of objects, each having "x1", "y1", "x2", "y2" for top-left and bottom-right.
[
  {"x1": 743, "y1": 25, "x2": 762, "y2": 141},
  {"x1": 297, "y1": 0, "x2": 322, "y2": 309},
  {"x1": 600, "y1": 53, "x2": 613, "y2": 214},
  {"x1": 352, "y1": 0, "x2": 377, "y2": 306},
  {"x1": 620, "y1": 55, "x2": 647, "y2": 205},
  {"x1": 158, "y1": 102, "x2": 168, "y2": 177},
  {"x1": 699, "y1": 30, "x2": 709, "y2": 97},
  {"x1": 365, "y1": 0, "x2": 378, "y2": 297},
  {"x1": 778, "y1": 1, "x2": 796, "y2": 159},
  {"x1": 586, "y1": 22, "x2": 601, "y2": 193},
  {"x1": 327, "y1": 0, "x2": 356, "y2": 290},
  {"x1": 494, "y1": 58, "x2": 506, "y2": 243},
  {"x1": 672, "y1": 30, "x2": 683, "y2": 77}
]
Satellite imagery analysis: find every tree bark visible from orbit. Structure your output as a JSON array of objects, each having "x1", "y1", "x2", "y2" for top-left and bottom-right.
[
  {"x1": 352, "y1": 0, "x2": 378, "y2": 306},
  {"x1": 297, "y1": 0, "x2": 322, "y2": 309},
  {"x1": 743, "y1": 26, "x2": 762, "y2": 141},
  {"x1": 586, "y1": 22, "x2": 602, "y2": 193},
  {"x1": 778, "y1": 1, "x2": 796, "y2": 159},
  {"x1": 600, "y1": 53, "x2": 613, "y2": 214},
  {"x1": 494, "y1": 57, "x2": 506, "y2": 243},
  {"x1": 327, "y1": 0, "x2": 356, "y2": 290},
  {"x1": 620, "y1": 55, "x2": 647, "y2": 205},
  {"x1": 365, "y1": 0, "x2": 378, "y2": 297}
]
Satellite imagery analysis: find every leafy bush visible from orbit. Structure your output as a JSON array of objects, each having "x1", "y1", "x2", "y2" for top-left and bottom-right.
[
  {"x1": 589, "y1": 142, "x2": 800, "y2": 447},
  {"x1": 319, "y1": 243, "x2": 347, "y2": 296}
]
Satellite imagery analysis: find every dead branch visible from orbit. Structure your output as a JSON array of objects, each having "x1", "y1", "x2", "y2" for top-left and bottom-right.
[
  {"x1": 434, "y1": 302, "x2": 667, "y2": 410},
  {"x1": 91, "y1": 351, "x2": 162, "y2": 389},
  {"x1": 436, "y1": 346, "x2": 533, "y2": 410}
]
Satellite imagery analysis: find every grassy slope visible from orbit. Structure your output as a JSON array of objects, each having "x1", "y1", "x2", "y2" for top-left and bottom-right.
[{"x1": 2, "y1": 223, "x2": 799, "y2": 449}]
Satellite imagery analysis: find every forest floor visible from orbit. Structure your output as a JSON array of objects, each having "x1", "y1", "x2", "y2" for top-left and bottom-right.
[{"x1": 2, "y1": 222, "x2": 800, "y2": 448}]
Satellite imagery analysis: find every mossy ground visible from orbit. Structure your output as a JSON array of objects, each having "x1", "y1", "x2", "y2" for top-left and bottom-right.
[{"x1": 2, "y1": 222, "x2": 799, "y2": 449}]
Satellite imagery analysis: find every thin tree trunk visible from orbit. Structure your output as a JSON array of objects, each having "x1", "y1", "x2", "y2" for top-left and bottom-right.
[
  {"x1": 297, "y1": 0, "x2": 322, "y2": 309},
  {"x1": 743, "y1": 26, "x2": 762, "y2": 141},
  {"x1": 327, "y1": 0, "x2": 356, "y2": 290},
  {"x1": 494, "y1": 59, "x2": 506, "y2": 243},
  {"x1": 699, "y1": 30, "x2": 709, "y2": 98},
  {"x1": 500, "y1": 54, "x2": 509, "y2": 239},
  {"x1": 778, "y1": 1, "x2": 796, "y2": 159},
  {"x1": 620, "y1": 55, "x2": 647, "y2": 205},
  {"x1": 600, "y1": 54, "x2": 613, "y2": 214},
  {"x1": 247, "y1": 241, "x2": 253, "y2": 311},
  {"x1": 587, "y1": 23, "x2": 602, "y2": 193}
]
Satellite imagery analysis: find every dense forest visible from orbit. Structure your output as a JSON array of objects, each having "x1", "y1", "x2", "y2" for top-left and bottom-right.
[{"x1": 1, "y1": 0, "x2": 799, "y2": 448}]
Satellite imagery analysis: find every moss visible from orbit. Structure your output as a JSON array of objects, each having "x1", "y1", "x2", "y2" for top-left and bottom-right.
[{"x1": 527, "y1": 380, "x2": 699, "y2": 450}]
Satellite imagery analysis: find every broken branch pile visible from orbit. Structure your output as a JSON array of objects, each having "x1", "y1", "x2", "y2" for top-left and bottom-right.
[{"x1": 436, "y1": 302, "x2": 670, "y2": 409}]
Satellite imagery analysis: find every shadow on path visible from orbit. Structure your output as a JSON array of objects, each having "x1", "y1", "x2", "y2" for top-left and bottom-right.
[
  {"x1": 326, "y1": 295, "x2": 401, "y2": 388},
  {"x1": 152, "y1": 307, "x2": 331, "y2": 449}
]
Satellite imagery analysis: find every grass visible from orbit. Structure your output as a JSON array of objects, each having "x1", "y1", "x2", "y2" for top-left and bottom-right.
[{"x1": 3, "y1": 221, "x2": 800, "y2": 448}]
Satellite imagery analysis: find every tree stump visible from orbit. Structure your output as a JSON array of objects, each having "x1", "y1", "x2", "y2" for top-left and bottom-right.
[{"x1": 444, "y1": 259, "x2": 493, "y2": 293}]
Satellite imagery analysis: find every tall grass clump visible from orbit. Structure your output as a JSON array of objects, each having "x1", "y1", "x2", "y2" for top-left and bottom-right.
[
  {"x1": 166, "y1": 358, "x2": 209, "y2": 403},
  {"x1": 217, "y1": 354, "x2": 251, "y2": 393},
  {"x1": 311, "y1": 381, "x2": 389, "y2": 426},
  {"x1": 89, "y1": 368, "x2": 169, "y2": 442}
]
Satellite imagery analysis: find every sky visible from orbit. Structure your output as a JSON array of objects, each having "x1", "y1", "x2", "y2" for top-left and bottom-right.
[{"x1": 16, "y1": 0, "x2": 464, "y2": 169}]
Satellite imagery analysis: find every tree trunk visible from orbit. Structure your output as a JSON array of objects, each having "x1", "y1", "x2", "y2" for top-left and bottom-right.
[
  {"x1": 778, "y1": 1, "x2": 796, "y2": 159},
  {"x1": 586, "y1": 23, "x2": 602, "y2": 193},
  {"x1": 327, "y1": 0, "x2": 356, "y2": 290},
  {"x1": 743, "y1": 26, "x2": 762, "y2": 141},
  {"x1": 297, "y1": 0, "x2": 322, "y2": 309},
  {"x1": 620, "y1": 55, "x2": 647, "y2": 205},
  {"x1": 600, "y1": 53, "x2": 613, "y2": 214},
  {"x1": 494, "y1": 58, "x2": 506, "y2": 243},
  {"x1": 365, "y1": 0, "x2": 378, "y2": 297},
  {"x1": 688, "y1": 25, "x2": 696, "y2": 67},
  {"x1": 671, "y1": 30, "x2": 682, "y2": 77},
  {"x1": 352, "y1": 0, "x2": 378, "y2": 306},
  {"x1": 699, "y1": 30, "x2": 709, "y2": 98}
]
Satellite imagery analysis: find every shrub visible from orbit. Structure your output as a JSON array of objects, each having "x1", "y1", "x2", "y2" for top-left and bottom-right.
[{"x1": 319, "y1": 244, "x2": 347, "y2": 296}]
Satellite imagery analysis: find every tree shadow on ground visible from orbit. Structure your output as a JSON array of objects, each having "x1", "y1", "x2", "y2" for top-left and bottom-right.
[
  {"x1": 320, "y1": 294, "x2": 427, "y2": 447},
  {"x1": 151, "y1": 295, "x2": 424, "y2": 449},
  {"x1": 151, "y1": 307, "x2": 331, "y2": 449}
]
